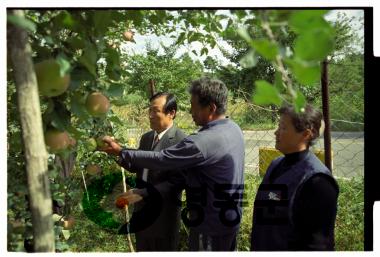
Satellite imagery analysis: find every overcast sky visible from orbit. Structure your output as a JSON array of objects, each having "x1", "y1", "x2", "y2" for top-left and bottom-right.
[{"x1": 121, "y1": 9, "x2": 364, "y2": 66}]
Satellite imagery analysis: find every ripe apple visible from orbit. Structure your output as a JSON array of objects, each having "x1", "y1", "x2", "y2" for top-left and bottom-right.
[
  {"x1": 86, "y1": 164, "x2": 101, "y2": 175},
  {"x1": 34, "y1": 59, "x2": 70, "y2": 97},
  {"x1": 62, "y1": 216, "x2": 75, "y2": 230},
  {"x1": 85, "y1": 92, "x2": 110, "y2": 117},
  {"x1": 115, "y1": 196, "x2": 129, "y2": 209},
  {"x1": 44, "y1": 129, "x2": 70, "y2": 153},
  {"x1": 123, "y1": 30, "x2": 134, "y2": 41}
]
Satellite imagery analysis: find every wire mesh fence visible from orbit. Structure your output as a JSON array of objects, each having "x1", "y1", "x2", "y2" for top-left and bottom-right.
[{"x1": 116, "y1": 61, "x2": 364, "y2": 179}]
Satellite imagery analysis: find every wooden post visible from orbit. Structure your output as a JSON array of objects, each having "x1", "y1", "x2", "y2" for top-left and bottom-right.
[
  {"x1": 7, "y1": 10, "x2": 55, "y2": 252},
  {"x1": 321, "y1": 60, "x2": 333, "y2": 172},
  {"x1": 148, "y1": 79, "x2": 156, "y2": 98}
]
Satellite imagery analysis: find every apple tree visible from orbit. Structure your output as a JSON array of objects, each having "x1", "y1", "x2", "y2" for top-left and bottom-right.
[{"x1": 7, "y1": 9, "x2": 178, "y2": 252}]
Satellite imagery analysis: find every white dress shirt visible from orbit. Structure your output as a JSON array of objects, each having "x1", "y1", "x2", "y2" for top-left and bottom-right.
[{"x1": 142, "y1": 123, "x2": 173, "y2": 182}]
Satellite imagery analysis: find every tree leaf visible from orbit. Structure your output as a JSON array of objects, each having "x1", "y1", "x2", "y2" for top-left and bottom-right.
[
  {"x1": 56, "y1": 56, "x2": 71, "y2": 77},
  {"x1": 93, "y1": 10, "x2": 112, "y2": 35},
  {"x1": 70, "y1": 94, "x2": 89, "y2": 120},
  {"x1": 274, "y1": 71, "x2": 285, "y2": 92},
  {"x1": 108, "y1": 115, "x2": 124, "y2": 126},
  {"x1": 176, "y1": 32, "x2": 186, "y2": 44},
  {"x1": 200, "y1": 47, "x2": 208, "y2": 56},
  {"x1": 79, "y1": 44, "x2": 98, "y2": 77},
  {"x1": 253, "y1": 80, "x2": 282, "y2": 106},
  {"x1": 293, "y1": 90, "x2": 307, "y2": 113},
  {"x1": 289, "y1": 10, "x2": 331, "y2": 34},
  {"x1": 285, "y1": 58, "x2": 321, "y2": 85},
  {"x1": 237, "y1": 27, "x2": 252, "y2": 43},
  {"x1": 61, "y1": 229, "x2": 71, "y2": 240},
  {"x1": 7, "y1": 14, "x2": 36, "y2": 33},
  {"x1": 52, "y1": 11, "x2": 75, "y2": 30},
  {"x1": 106, "y1": 67, "x2": 121, "y2": 81},
  {"x1": 294, "y1": 28, "x2": 335, "y2": 61},
  {"x1": 66, "y1": 125, "x2": 87, "y2": 139},
  {"x1": 239, "y1": 50, "x2": 257, "y2": 68},
  {"x1": 107, "y1": 83, "x2": 124, "y2": 97},
  {"x1": 110, "y1": 98, "x2": 129, "y2": 106},
  {"x1": 43, "y1": 35, "x2": 54, "y2": 45},
  {"x1": 51, "y1": 113, "x2": 67, "y2": 131},
  {"x1": 189, "y1": 32, "x2": 203, "y2": 43},
  {"x1": 70, "y1": 66, "x2": 93, "y2": 83},
  {"x1": 52, "y1": 214, "x2": 63, "y2": 222},
  {"x1": 251, "y1": 39, "x2": 279, "y2": 60},
  {"x1": 67, "y1": 36, "x2": 85, "y2": 50},
  {"x1": 106, "y1": 47, "x2": 120, "y2": 66},
  {"x1": 128, "y1": 10, "x2": 143, "y2": 26}
]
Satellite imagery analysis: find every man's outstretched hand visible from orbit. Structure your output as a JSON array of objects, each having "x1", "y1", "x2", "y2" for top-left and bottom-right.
[{"x1": 98, "y1": 136, "x2": 122, "y2": 156}]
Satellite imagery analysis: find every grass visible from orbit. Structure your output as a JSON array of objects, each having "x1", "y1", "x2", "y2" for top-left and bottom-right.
[
  {"x1": 66, "y1": 173, "x2": 363, "y2": 252},
  {"x1": 334, "y1": 176, "x2": 364, "y2": 250}
]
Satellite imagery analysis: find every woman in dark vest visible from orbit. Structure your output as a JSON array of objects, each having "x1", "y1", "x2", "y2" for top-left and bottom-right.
[{"x1": 250, "y1": 104, "x2": 339, "y2": 251}]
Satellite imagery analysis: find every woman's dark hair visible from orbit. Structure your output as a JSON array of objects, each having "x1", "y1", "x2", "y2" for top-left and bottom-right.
[
  {"x1": 279, "y1": 104, "x2": 323, "y2": 146},
  {"x1": 189, "y1": 77, "x2": 228, "y2": 115},
  {"x1": 149, "y1": 92, "x2": 177, "y2": 119}
]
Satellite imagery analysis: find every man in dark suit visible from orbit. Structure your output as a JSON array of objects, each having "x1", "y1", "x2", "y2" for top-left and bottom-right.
[{"x1": 123, "y1": 92, "x2": 186, "y2": 251}]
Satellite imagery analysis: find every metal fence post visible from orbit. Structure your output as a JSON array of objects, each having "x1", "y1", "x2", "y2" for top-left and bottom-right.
[{"x1": 321, "y1": 60, "x2": 333, "y2": 172}]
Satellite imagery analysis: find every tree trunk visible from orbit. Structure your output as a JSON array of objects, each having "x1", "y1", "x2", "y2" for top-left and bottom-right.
[
  {"x1": 54, "y1": 153, "x2": 76, "y2": 215},
  {"x1": 148, "y1": 79, "x2": 156, "y2": 98},
  {"x1": 7, "y1": 10, "x2": 55, "y2": 252},
  {"x1": 54, "y1": 153, "x2": 76, "y2": 179}
]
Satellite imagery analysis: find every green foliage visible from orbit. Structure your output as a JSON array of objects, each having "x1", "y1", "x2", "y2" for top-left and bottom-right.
[
  {"x1": 7, "y1": 9, "x2": 364, "y2": 252},
  {"x1": 239, "y1": 50, "x2": 258, "y2": 69},
  {"x1": 330, "y1": 11, "x2": 363, "y2": 59},
  {"x1": 236, "y1": 10, "x2": 335, "y2": 111},
  {"x1": 60, "y1": 173, "x2": 363, "y2": 251},
  {"x1": 253, "y1": 80, "x2": 282, "y2": 106},
  {"x1": 227, "y1": 98, "x2": 277, "y2": 130},
  {"x1": 302, "y1": 53, "x2": 364, "y2": 131},
  {"x1": 251, "y1": 39, "x2": 279, "y2": 61},
  {"x1": 285, "y1": 58, "x2": 321, "y2": 85},
  {"x1": 7, "y1": 83, "x2": 30, "y2": 251},
  {"x1": 294, "y1": 28, "x2": 334, "y2": 61},
  {"x1": 123, "y1": 44, "x2": 204, "y2": 105},
  {"x1": 335, "y1": 177, "x2": 364, "y2": 250},
  {"x1": 81, "y1": 173, "x2": 126, "y2": 231}
]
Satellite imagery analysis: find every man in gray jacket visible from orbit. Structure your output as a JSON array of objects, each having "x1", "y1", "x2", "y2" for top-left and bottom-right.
[{"x1": 102, "y1": 78, "x2": 245, "y2": 251}]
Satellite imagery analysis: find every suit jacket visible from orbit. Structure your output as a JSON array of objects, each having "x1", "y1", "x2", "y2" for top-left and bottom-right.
[{"x1": 128, "y1": 125, "x2": 187, "y2": 239}]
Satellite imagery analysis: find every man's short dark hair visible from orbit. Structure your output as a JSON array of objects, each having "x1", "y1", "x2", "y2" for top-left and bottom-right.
[
  {"x1": 149, "y1": 92, "x2": 177, "y2": 119},
  {"x1": 279, "y1": 104, "x2": 323, "y2": 146},
  {"x1": 189, "y1": 77, "x2": 228, "y2": 115}
]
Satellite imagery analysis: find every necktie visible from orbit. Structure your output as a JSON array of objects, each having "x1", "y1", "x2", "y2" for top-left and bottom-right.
[{"x1": 152, "y1": 134, "x2": 159, "y2": 149}]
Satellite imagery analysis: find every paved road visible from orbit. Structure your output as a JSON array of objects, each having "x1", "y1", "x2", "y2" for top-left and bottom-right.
[{"x1": 243, "y1": 130, "x2": 364, "y2": 178}]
